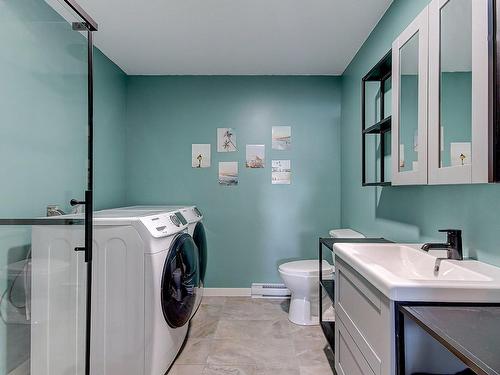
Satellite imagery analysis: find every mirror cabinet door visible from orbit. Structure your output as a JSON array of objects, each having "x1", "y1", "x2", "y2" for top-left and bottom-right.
[
  {"x1": 428, "y1": 0, "x2": 492, "y2": 184},
  {"x1": 392, "y1": 7, "x2": 429, "y2": 185}
]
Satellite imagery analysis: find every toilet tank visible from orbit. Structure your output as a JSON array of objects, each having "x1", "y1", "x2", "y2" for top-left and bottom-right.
[
  {"x1": 329, "y1": 229, "x2": 365, "y2": 239},
  {"x1": 328, "y1": 229, "x2": 365, "y2": 263}
]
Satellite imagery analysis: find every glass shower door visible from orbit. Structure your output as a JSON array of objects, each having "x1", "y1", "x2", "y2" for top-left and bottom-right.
[{"x1": 0, "y1": 0, "x2": 95, "y2": 374}]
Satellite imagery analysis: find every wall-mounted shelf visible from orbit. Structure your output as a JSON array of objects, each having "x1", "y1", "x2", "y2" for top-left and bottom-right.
[
  {"x1": 363, "y1": 116, "x2": 392, "y2": 135},
  {"x1": 363, "y1": 52, "x2": 392, "y2": 82},
  {"x1": 362, "y1": 50, "x2": 392, "y2": 187},
  {"x1": 363, "y1": 182, "x2": 392, "y2": 187}
]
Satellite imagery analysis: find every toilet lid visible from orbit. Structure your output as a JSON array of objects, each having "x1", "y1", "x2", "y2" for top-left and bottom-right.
[{"x1": 279, "y1": 260, "x2": 334, "y2": 276}]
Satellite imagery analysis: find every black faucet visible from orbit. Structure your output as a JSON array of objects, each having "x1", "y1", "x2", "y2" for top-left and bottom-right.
[{"x1": 421, "y1": 229, "x2": 463, "y2": 260}]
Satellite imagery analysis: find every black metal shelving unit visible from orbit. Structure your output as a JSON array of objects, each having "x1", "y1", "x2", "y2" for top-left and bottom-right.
[
  {"x1": 318, "y1": 237, "x2": 394, "y2": 351},
  {"x1": 362, "y1": 50, "x2": 392, "y2": 186}
]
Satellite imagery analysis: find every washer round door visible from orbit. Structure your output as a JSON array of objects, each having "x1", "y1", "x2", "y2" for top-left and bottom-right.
[
  {"x1": 161, "y1": 233, "x2": 200, "y2": 328},
  {"x1": 193, "y1": 222, "x2": 207, "y2": 284}
]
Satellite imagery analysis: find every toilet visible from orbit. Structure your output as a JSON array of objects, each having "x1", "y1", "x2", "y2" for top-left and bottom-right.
[{"x1": 279, "y1": 228, "x2": 365, "y2": 326}]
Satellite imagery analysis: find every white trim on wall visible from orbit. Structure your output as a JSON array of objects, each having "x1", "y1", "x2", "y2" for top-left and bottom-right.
[{"x1": 204, "y1": 288, "x2": 251, "y2": 297}]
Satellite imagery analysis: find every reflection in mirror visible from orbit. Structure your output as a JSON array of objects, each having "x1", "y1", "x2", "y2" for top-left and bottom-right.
[
  {"x1": 440, "y1": 0, "x2": 472, "y2": 168},
  {"x1": 399, "y1": 31, "x2": 419, "y2": 172},
  {"x1": 365, "y1": 81, "x2": 382, "y2": 126}
]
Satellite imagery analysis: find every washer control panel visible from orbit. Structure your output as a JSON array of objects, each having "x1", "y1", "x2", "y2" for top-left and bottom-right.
[
  {"x1": 139, "y1": 212, "x2": 189, "y2": 238},
  {"x1": 180, "y1": 206, "x2": 203, "y2": 224},
  {"x1": 170, "y1": 214, "x2": 181, "y2": 227}
]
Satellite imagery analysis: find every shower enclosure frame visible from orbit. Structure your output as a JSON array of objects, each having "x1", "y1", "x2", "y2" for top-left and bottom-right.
[{"x1": 0, "y1": 1, "x2": 98, "y2": 373}]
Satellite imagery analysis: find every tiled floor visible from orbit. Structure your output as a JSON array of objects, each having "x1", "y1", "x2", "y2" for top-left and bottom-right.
[{"x1": 169, "y1": 297, "x2": 335, "y2": 375}]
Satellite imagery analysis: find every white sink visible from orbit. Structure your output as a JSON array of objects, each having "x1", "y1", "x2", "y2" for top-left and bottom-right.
[{"x1": 333, "y1": 243, "x2": 500, "y2": 302}]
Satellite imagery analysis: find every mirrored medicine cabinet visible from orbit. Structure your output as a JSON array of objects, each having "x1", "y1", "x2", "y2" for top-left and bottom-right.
[{"x1": 389, "y1": 0, "x2": 497, "y2": 186}]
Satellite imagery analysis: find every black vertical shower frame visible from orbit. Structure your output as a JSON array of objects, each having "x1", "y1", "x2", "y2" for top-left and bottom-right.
[
  {"x1": 65, "y1": 1, "x2": 97, "y2": 374},
  {"x1": 495, "y1": 0, "x2": 500, "y2": 181},
  {"x1": 84, "y1": 29, "x2": 94, "y2": 375}
]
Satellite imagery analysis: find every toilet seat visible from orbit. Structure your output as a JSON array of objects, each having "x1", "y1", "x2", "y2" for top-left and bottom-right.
[{"x1": 279, "y1": 260, "x2": 334, "y2": 276}]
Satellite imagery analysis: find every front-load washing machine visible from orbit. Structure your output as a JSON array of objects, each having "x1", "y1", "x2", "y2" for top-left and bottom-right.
[
  {"x1": 115, "y1": 205, "x2": 207, "y2": 317},
  {"x1": 30, "y1": 208, "x2": 199, "y2": 375}
]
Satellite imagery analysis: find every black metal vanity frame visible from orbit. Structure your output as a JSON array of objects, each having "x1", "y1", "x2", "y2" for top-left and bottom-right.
[
  {"x1": 318, "y1": 237, "x2": 393, "y2": 350},
  {"x1": 395, "y1": 302, "x2": 500, "y2": 375}
]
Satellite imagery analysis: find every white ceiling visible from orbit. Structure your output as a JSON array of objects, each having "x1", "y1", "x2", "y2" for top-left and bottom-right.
[{"x1": 76, "y1": 0, "x2": 393, "y2": 75}]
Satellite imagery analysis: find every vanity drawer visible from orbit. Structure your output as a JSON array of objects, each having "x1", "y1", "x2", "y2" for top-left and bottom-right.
[
  {"x1": 336, "y1": 317, "x2": 375, "y2": 375},
  {"x1": 335, "y1": 258, "x2": 391, "y2": 375}
]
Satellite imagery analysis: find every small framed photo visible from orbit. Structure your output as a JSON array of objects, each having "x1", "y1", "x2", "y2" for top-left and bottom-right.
[
  {"x1": 272, "y1": 126, "x2": 291, "y2": 150},
  {"x1": 217, "y1": 128, "x2": 237, "y2": 152},
  {"x1": 192, "y1": 144, "x2": 211, "y2": 168},
  {"x1": 246, "y1": 145, "x2": 265, "y2": 168},
  {"x1": 218, "y1": 162, "x2": 238, "y2": 186},
  {"x1": 272, "y1": 160, "x2": 291, "y2": 184}
]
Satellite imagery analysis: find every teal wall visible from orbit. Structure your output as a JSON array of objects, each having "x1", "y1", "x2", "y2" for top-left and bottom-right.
[
  {"x1": 0, "y1": 0, "x2": 127, "y2": 372},
  {"x1": 125, "y1": 76, "x2": 342, "y2": 287},
  {"x1": 341, "y1": 0, "x2": 500, "y2": 267},
  {"x1": 94, "y1": 49, "x2": 128, "y2": 209},
  {"x1": 0, "y1": 0, "x2": 127, "y2": 216}
]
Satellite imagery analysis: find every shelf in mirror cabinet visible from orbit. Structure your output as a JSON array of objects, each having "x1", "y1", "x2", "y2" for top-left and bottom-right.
[{"x1": 363, "y1": 116, "x2": 391, "y2": 135}]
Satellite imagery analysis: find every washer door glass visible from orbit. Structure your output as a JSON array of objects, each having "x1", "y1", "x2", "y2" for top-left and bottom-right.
[
  {"x1": 193, "y1": 222, "x2": 207, "y2": 284},
  {"x1": 161, "y1": 233, "x2": 199, "y2": 328}
]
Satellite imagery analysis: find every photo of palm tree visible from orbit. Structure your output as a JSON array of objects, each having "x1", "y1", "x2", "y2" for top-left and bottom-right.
[
  {"x1": 217, "y1": 128, "x2": 237, "y2": 152},
  {"x1": 191, "y1": 144, "x2": 211, "y2": 168}
]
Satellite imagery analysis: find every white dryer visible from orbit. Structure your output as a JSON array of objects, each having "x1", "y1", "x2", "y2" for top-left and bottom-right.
[
  {"x1": 30, "y1": 208, "x2": 200, "y2": 375},
  {"x1": 116, "y1": 205, "x2": 207, "y2": 317}
]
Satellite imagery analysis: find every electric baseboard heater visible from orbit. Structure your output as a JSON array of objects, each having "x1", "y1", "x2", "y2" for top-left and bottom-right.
[{"x1": 251, "y1": 283, "x2": 291, "y2": 298}]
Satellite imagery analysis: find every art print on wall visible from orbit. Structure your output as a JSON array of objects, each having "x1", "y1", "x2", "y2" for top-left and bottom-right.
[
  {"x1": 217, "y1": 128, "x2": 237, "y2": 152},
  {"x1": 218, "y1": 162, "x2": 238, "y2": 186},
  {"x1": 272, "y1": 126, "x2": 291, "y2": 150},
  {"x1": 192, "y1": 144, "x2": 211, "y2": 168},
  {"x1": 245, "y1": 145, "x2": 265, "y2": 168},
  {"x1": 272, "y1": 160, "x2": 291, "y2": 184}
]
